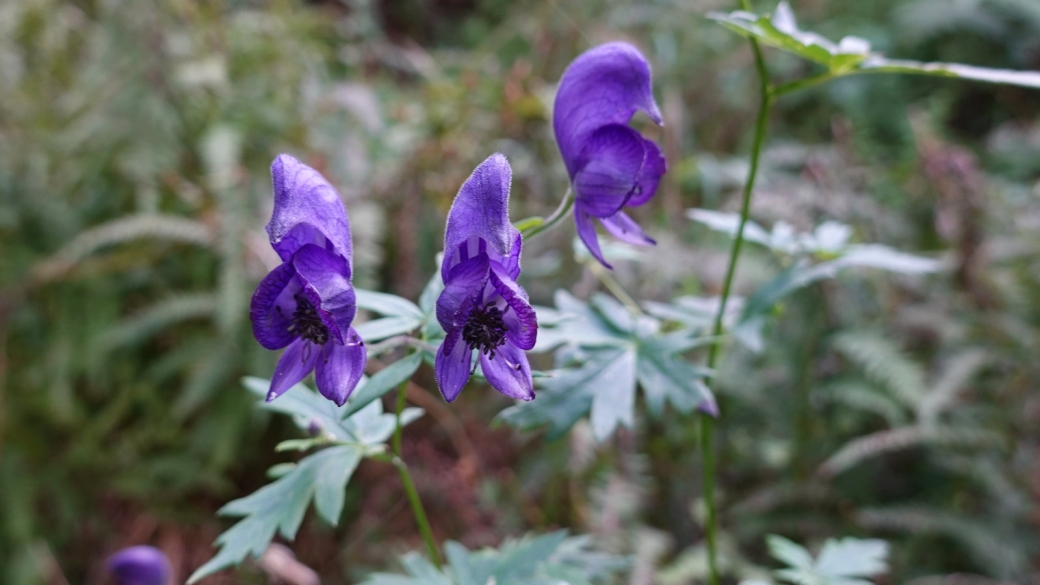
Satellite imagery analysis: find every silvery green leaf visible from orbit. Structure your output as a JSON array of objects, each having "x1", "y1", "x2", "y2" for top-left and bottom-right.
[
  {"x1": 355, "y1": 288, "x2": 425, "y2": 320},
  {"x1": 815, "y1": 539, "x2": 888, "y2": 579},
  {"x1": 355, "y1": 315, "x2": 423, "y2": 341},
  {"x1": 188, "y1": 445, "x2": 362, "y2": 583},
  {"x1": 343, "y1": 352, "x2": 423, "y2": 417}
]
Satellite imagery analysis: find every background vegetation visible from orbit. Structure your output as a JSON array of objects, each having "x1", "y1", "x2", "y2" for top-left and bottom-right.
[{"x1": 1, "y1": 0, "x2": 1038, "y2": 583}]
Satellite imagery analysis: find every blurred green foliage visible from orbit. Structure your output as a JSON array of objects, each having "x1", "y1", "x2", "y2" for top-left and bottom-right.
[{"x1": 1, "y1": 0, "x2": 1038, "y2": 583}]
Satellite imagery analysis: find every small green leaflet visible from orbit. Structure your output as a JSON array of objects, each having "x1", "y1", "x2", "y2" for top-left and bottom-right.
[
  {"x1": 189, "y1": 377, "x2": 423, "y2": 582},
  {"x1": 355, "y1": 288, "x2": 426, "y2": 341},
  {"x1": 498, "y1": 291, "x2": 715, "y2": 442},
  {"x1": 360, "y1": 531, "x2": 627, "y2": 585},
  {"x1": 766, "y1": 535, "x2": 888, "y2": 585},
  {"x1": 708, "y1": 1, "x2": 1040, "y2": 88}
]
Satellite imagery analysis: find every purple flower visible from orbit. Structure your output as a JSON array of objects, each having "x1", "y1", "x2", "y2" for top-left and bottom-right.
[
  {"x1": 106, "y1": 546, "x2": 171, "y2": 585},
  {"x1": 249, "y1": 154, "x2": 366, "y2": 406},
  {"x1": 553, "y1": 42, "x2": 667, "y2": 268},
  {"x1": 435, "y1": 154, "x2": 537, "y2": 402}
]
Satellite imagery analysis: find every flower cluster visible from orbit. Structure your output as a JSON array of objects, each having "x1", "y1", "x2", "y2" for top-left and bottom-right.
[{"x1": 248, "y1": 42, "x2": 663, "y2": 406}]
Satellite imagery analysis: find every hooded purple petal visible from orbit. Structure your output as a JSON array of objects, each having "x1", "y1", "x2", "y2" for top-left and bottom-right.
[
  {"x1": 480, "y1": 342, "x2": 534, "y2": 401},
  {"x1": 575, "y1": 208, "x2": 611, "y2": 269},
  {"x1": 250, "y1": 262, "x2": 300, "y2": 350},
  {"x1": 572, "y1": 124, "x2": 648, "y2": 217},
  {"x1": 292, "y1": 243, "x2": 356, "y2": 345},
  {"x1": 435, "y1": 327, "x2": 473, "y2": 402},
  {"x1": 268, "y1": 154, "x2": 353, "y2": 262},
  {"x1": 435, "y1": 252, "x2": 491, "y2": 332},
  {"x1": 268, "y1": 338, "x2": 321, "y2": 402},
  {"x1": 553, "y1": 42, "x2": 663, "y2": 177},
  {"x1": 489, "y1": 264, "x2": 537, "y2": 351},
  {"x1": 628, "y1": 137, "x2": 667, "y2": 207},
  {"x1": 314, "y1": 330, "x2": 366, "y2": 406},
  {"x1": 600, "y1": 211, "x2": 656, "y2": 246},
  {"x1": 106, "y1": 546, "x2": 171, "y2": 585},
  {"x1": 442, "y1": 154, "x2": 520, "y2": 280}
]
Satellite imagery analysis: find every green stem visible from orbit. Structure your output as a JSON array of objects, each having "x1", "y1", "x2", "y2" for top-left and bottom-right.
[
  {"x1": 589, "y1": 261, "x2": 643, "y2": 315},
  {"x1": 700, "y1": 3, "x2": 773, "y2": 582},
  {"x1": 519, "y1": 187, "x2": 573, "y2": 239},
  {"x1": 772, "y1": 70, "x2": 837, "y2": 97},
  {"x1": 392, "y1": 377, "x2": 442, "y2": 568}
]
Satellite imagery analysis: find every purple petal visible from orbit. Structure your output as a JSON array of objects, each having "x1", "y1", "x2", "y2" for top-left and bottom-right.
[
  {"x1": 435, "y1": 252, "x2": 491, "y2": 332},
  {"x1": 600, "y1": 211, "x2": 656, "y2": 246},
  {"x1": 553, "y1": 42, "x2": 662, "y2": 177},
  {"x1": 268, "y1": 154, "x2": 353, "y2": 262},
  {"x1": 292, "y1": 243, "x2": 356, "y2": 344},
  {"x1": 480, "y1": 342, "x2": 534, "y2": 401},
  {"x1": 574, "y1": 208, "x2": 612, "y2": 269},
  {"x1": 314, "y1": 330, "x2": 366, "y2": 406},
  {"x1": 106, "y1": 546, "x2": 171, "y2": 585},
  {"x1": 489, "y1": 263, "x2": 537, "y2": 350},
  {"x1": 627, "y1": 138, "x2": 667, "y2": 207},
  {"x1": 502, "y1": 230, "x2": 523, "y2": 280},
  {"x1": 250, "y1": 262, "x2": 300, "y2": 350},
  {"x1": 572, "y1": 124, "x2": 647, "y2": 217},
  {"x1": 268, "y1": 338, "x2": 320, "y2": 402},
  {"x1": 442, "y1": 154, "x2": 520, "y2": 281},
  {"x1": 435, "y1": 328, "x2": 473, "y2": 402}
]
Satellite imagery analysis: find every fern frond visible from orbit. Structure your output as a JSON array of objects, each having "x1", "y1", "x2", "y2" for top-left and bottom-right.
[
  {"x1": 823, "y1": 379, "x2": 909, "y2": 426},
  {"x1": 918, "y1": 349, "x2": 988, "y2": 424},
  {"x1": 34, "y1": 214, "x2": 215, "y2": 282},
  {"x1": 94, "y1": 293, "x2": 217, "y2": 354},
  {"x1": 819, "y1": 425, "x2": 1004, "y2": 477},
  {"x1": 832, "y1": 331, "x2": 927, "y2": 410},
  {"x1": 857, "y1": 506, "x2": 1029, "y2": 577}
]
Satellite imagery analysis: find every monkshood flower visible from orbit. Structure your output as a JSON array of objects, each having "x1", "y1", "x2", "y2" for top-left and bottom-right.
[
  {"x1": 106, "y1": 546, "x2": 171, "y2": 585},
  {"x1": 435, "y1": 154, "x2": 537, "y2": 402},
  {"x1": 553, "y1": 42, "x2": 667, "y2": 268},
  {"x1": 249, "y1": 154, "x2": 365, "y2": 406}
]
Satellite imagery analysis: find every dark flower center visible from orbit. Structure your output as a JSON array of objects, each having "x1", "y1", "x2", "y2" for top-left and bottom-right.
[
  {"x1": 462, "y1": 302, "x2": 507, "y2": 359},
  {"x1": 288, "y1": 294, "x2": 329, "y2": 345}
]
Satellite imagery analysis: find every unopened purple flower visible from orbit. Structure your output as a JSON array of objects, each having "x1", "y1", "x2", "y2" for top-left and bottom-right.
[
  {"x1": 435, "y1": 154, "x2": 537, "y2": 402},
  {"x1": 249, "y1": 154, "x2": 366, "y2": 406},
  {"x1": 553, "y1": 42, "x2": 667, "y2": 268},
  {"x1": 106, "y1": 546, "x2": 171, "y2": 585}
]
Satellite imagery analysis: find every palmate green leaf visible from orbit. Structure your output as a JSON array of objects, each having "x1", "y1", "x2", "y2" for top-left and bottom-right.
[
  {"x1": 767, "y1": 535, "x2": 888, "y2": 585},
  {"x1": 187, "y1": 445, "x2": 362, "y2": 583},
  {"x1": 709, "y1": 1, "x2": 1040, "y2": 88},
  {"x1": 707, "y1": 2, "x2": 871, "y2": 73},
  {"x1": 502, "y1": 292, "x2": 714, "y2": 441},
  {"x1": 190, "y1": 378, "x2": 424, "y2": 582},
  {"x1": 361, "y1": 531, "x2": 626, "y2": 585}
]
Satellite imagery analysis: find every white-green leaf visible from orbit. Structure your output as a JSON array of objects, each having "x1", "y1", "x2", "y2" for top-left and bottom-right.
[{"x1": 355, "y1": 288, "x2": 424, "y2": 320}]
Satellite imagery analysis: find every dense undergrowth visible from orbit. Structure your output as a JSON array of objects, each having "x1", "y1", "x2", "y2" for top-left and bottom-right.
[{"x1": 1, "y1": 0, "x2": 1038, "y2": 583}]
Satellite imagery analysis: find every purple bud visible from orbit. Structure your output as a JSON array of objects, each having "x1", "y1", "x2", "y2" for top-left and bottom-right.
[
  {"x1": 106, "y1": 546, "x2": 171, "y2": 585},
  {"x1": 307, "y1": 418, "x2": 323, "y2": 437}
]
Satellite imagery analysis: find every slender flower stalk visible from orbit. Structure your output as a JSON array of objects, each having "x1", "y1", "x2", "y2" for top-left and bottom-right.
[
  {"x1": 700, "y1": 4, "x2": 773, "y2": 582},
  {"x1": 391, "y1": 375, "x2": 442, "y2": 567}
]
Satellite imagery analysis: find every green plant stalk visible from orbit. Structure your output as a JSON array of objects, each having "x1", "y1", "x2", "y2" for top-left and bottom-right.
[
  {"x1": 519, "y1": 187, "x2": 573, "y2": 239},
  {"x1": 589, "y1": 261, "x2": 643, "y2": 314},
  {"x1": 700, "y1": 2, "x2": 773, "y2": 581},
  {"x1": 392, "y1": 377, "x2": 443, "y2": 567}
]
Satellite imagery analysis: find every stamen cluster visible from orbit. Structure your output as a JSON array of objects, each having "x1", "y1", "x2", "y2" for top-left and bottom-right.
[
  {"x1": 462, "y1": 302, "x2": 507, "y2": 359},
  {"x1": 289, "y1": 294, "x2": 329, "y2": 345}
]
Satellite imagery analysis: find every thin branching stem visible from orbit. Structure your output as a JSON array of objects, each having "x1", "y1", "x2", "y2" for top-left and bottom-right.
[
  {"x1": 392, "y1": 376, "x2": 442, "y2": 567},
  {"x1": 519, "y1": 187, "x2": 574, "y2": 239},
  {"x1": 700, "y1": 2, "x2": 773, "y2": 581},
  {"x1": 589, "y1": 262, "x2": 643, "y2": 315}
]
